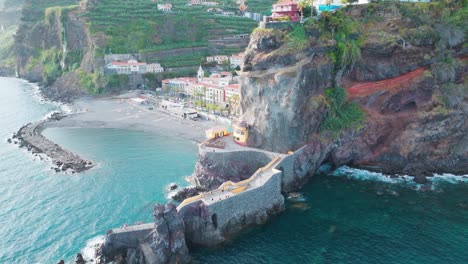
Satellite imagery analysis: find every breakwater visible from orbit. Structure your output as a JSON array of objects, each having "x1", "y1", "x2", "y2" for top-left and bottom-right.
[{"x1": 10, "y1": 113, "x2": 94, "y2": 173}]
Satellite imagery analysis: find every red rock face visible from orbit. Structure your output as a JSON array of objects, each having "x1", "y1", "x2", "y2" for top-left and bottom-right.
[
  {"x1": 241, "y1": 4, "x2": 468, "y2": 178},
  {"x1": 334, "y1": 72, "x2": 467, "y2": 176}
]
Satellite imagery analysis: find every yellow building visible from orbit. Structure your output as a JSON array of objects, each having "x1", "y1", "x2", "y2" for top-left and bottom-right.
[
  {"x1": 233, "y1": 121, "x2": 248, "y2": 146},
  {"x1": 206, "y1": 126, "x2": 228, "y2": 140}
]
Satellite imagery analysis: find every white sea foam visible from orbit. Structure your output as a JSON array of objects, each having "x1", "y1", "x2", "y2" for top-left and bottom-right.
[
  {"x1": 81, "y1": 235, "x2": 105, "y2": 262},
  {"x1": 23, "y1": 78, "x2": 73, "y2": 115},
  {"x1": 331, "y1": 166, "x2": 468, "y2": 187}
]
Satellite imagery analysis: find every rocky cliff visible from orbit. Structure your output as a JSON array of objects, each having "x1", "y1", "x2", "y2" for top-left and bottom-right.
[
  {"x1": 240, "y1": 2, "x2": 467, "y2": 182},
  {"x1": 14, "y1": 0, "x2": 99, "y2": 102}
]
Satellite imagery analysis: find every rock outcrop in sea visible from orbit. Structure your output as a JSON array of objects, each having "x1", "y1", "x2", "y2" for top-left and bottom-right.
[{"x1": 96, "y1": 203, "x2": 190, "y2": 264}]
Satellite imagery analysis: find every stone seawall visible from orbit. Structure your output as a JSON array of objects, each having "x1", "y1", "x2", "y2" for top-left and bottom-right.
[
  {"x1": 178, "y1": 167, "x2": 285, "y2": 247},
  {"x1": 9, "y1": 113, "x2": 94, "y2": 173},
  {"x1": 192, "y1": 143, "x2": 278, "y2": 190},
  {"x1": 93, "y1": 143, "x2": 326, "y2": 263},
  {"x1": 275, "y1": 142, "x2": 332, "y2": 192}
]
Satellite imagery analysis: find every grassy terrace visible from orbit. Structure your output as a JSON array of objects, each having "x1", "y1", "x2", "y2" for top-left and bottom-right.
[
  {"x1": 86, "y1": 0, "x2": 276, "y2": 67},
  {"x1": 20, "y1": 0, "x2": 79, "y2": 23}
]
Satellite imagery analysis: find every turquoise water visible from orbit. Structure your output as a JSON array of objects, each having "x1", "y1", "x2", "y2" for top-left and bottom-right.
[
  {"x1": 0, "y1": 78, "x2": 197, "y2": 263},
  {"x1": 193, "y1": 174, "x2": 468, "y2": 263},
  {"x1": 1, "y1": 78, "x2": 467, "y2": 263}
]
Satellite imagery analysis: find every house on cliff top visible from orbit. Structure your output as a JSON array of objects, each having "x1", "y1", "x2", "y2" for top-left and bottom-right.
[{"x1": 265, "y1": 0, "x2": 301, "y2": 22}]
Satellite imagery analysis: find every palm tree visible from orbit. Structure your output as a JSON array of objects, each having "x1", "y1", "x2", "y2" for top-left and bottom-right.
[{"x1": 298, "y1": 0, "x2": 314, "y2": 19}]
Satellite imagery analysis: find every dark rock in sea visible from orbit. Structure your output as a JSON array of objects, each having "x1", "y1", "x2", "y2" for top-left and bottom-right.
[
  {"x1": 56, "y1": 260, "x2": 65, "y2": 264},
  {"x1": 74, "y1": 253, "x2": 86, "y2": 264},
  {"x1": 171, "y1": 186, "x2": 205, "y2": 202},
  {"x1": 168, "y1": 183, "x2": 178, "y2": 191},
  {"x1": 413, "y1": 175, "x2": 429, "y2": 184},
  {"x1": 7, "y1": 138, "x2": 11, "y2": 143},
  {"x1": 152, "y1": 203, "x2": 191, "y2": 264}
]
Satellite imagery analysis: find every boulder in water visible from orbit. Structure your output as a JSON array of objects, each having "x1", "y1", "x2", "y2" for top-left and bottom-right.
[
  {"x1": 74, "y1": 253, "x2": 86, "y2": 264},
  {"x1": 413, "y1": 175, "x2": 429, "y2": 184},
  {"x1": 168, "y1": 183, "x2": 178, "y2": 191}
]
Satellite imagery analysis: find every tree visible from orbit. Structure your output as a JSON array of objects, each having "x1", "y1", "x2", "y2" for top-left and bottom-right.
[{"x1": 298, "y1": 0, "x2": 315, "y2": 18}]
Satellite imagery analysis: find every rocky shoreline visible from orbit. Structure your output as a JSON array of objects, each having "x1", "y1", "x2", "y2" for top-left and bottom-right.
[{"x1": 8, "y1": 112, "x2": 94, "y2": 173}]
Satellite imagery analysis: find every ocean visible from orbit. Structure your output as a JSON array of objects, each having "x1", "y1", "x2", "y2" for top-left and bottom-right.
[
  {"x1": 0, "y1": 78, "x2": 467, "y2": 263},
  {"x1": 0, "y1": 78, "x2": 197, "y2": 263}
]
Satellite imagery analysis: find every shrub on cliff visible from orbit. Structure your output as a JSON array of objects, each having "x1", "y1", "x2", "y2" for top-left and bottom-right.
[{"x1": 320, "y1": 87, "x2": 365, "y2": 134}]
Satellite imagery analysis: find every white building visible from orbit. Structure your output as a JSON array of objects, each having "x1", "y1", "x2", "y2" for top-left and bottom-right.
[
  {"x1": 105, "y1": 59, "x2": 164, "y2": 75},
  {"x1": 206, "y1": 55, "x2": 229, "y2": 65},
  {"x1": 230, "y1": 52, "x2": 245, "y2": 69},
  {"x1": 147, "y1": 63, "x2": 164, "y2": 73},
  {"x1": 157, "y1": 3, "x2": 172, "y2": 12},
  {"x1": 106, "y1": 59, "x2": 146, "y2": 74},
  {"x1": 162, "y1": 66, "x2": 240, "y2": 106},
  {"x1": 221, "y1": 11, "x2": 235, "y2": 16}
]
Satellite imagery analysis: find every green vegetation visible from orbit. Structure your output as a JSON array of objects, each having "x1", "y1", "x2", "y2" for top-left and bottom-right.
[
  {"x1": 41, "y1": 48, "x2": 63, "y2": 84},
  {"x1": 20, "y1": 0, "x2": 78, "y2": 23},
  {"x1": 0, "y1": 25, "x2": 17, "y2": 69},
  {"x1": 85, "y1": 0, "x2": 276, "y2": 62},
  {"x1": 314, "y1": 10, "x2": 362, "y2": 72},
  {"x1": 285, "y1": 24, "x2": 309, "y2": 52},
  {"x1": 320, "y1": 87, "x2": 365, "y2": 134},
  {"x1": 430, "y1": 52, "x2": 461, "y2": 83},
  {"x1": 77, "y1": 69, "x2": 108, "y2": 94},
  {"x1": 106, "y1": 74, "x2": 129, "y2": 91},
  {"x1": 440, "y1": 82, "x2": 468, "y2": 109}
]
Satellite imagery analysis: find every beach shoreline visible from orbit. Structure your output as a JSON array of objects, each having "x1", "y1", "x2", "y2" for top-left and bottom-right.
[{"x1": 11, "y1": 91, "x2": 224, "y2": 173}]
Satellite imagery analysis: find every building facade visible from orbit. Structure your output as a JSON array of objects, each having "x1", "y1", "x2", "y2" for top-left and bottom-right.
[
  {"x1": 264, "y1": 0, "x2": 301, "y2": 22},
  {"x1": 105, "y1": 59, "x2": 164, "y2": 75},
  {"x1": 230, "y1": 52, "x2": 245, "y2": 69},
  {"x1": 206, "y1": 55, "x2": 229, "y2": 65},
  {"x1": 162, "y1": 66, "x2": 240, "y2": 106}
]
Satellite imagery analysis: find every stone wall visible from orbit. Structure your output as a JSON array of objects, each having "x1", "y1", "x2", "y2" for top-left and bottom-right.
[
  {"x1": 206, "y1": 169, "x2": 284, "y2": 230},
  {"x1": 192, "y1": 145, "x2": 278, "y2": 190},
  {"x1": 178, "y1": 168, "x2": 285, "y2": 247},
  {"x1": 101, "y1": 223, "x2": 155, "y2": 258}
]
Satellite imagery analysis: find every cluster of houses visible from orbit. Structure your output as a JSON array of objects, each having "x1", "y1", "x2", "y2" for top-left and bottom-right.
[
  {"x1": 105, "y1": 58, "x2": 164, "y2": 75},
  {"x1": 162, "y1": 66, "x2": 240, "y2": 107},
  {"x1": 206, "y1": 52, "x2": 245, "y2": 68}
]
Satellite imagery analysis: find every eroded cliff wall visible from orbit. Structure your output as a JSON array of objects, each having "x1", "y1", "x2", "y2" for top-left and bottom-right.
[
  {"x1": 15, "y1": 0, "x2": 98, "y2": 101},
  {"x1": 240, "y1": 2, "x2": 467, "y2": 180}
]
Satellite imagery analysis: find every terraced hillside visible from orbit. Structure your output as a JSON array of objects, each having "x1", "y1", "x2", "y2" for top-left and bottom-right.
[{"x1": 86, "y1": 0, "x2": 276, "y2": 68}]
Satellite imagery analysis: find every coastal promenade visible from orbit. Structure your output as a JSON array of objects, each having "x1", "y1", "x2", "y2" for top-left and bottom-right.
[{"x1": 177, "y1": 155, "x2": 283, "y2": 210}]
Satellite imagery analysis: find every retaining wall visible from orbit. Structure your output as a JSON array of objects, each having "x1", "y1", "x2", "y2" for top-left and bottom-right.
[
  {"x1": 103, "y1": 223, "x2": 155, "y2": 256},
  {"x1": 205, "y1": 169, "x2": 284, "y2": 230}
]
